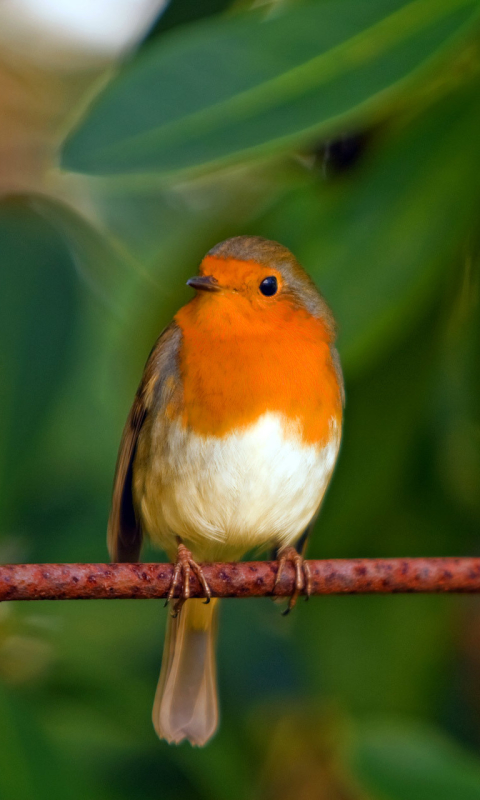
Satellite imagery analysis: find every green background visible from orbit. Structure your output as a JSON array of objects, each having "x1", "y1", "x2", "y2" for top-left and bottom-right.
[{"x1": 1, "y1": 0, "x2": 480, "y2": 797}]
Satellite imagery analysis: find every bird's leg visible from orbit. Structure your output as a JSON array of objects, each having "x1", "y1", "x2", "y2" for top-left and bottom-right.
[
  {"x1": 166, "y1": 539, "x2": 211, "y2": 616},
  {"x1": 274, "y1": 530, "x2": 312, "y2": 614}
]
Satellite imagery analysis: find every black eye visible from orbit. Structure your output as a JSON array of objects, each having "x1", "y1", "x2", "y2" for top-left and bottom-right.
[{"x1": 259, "y1": 276, "x2": 278, "y2": 296}]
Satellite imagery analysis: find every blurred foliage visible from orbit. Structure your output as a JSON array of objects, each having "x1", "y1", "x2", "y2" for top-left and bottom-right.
[
  {"x1": 1, "y1": 0, "x2": 480, "y2": 798},
  {"x1": 62, "y1": 0, "x2": 480, "y2": 177}
]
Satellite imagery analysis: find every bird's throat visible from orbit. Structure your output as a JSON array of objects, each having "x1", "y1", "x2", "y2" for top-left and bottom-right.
[{"x1": 174, "y1": 300, "x2": 342, "y2": 445}]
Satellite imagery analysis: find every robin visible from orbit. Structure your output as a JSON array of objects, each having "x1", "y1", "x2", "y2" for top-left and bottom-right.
[{"x1": 108, "y1": 236, "x2": 344, "y2": 747}]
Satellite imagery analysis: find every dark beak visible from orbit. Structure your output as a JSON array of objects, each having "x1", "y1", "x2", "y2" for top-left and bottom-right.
[{"x1": 186, "y1": 275, "x2": 220, "y2": 292}]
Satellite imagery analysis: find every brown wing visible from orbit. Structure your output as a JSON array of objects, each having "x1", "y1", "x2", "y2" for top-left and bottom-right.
[
  {"x1": 330, "y1": 345, "x2": 345, "y2": 408},
  {"x1": 107, "y1": 323, "x2": 182, "y2": 562}
]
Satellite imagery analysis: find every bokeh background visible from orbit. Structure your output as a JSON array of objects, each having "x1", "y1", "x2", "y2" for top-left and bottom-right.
[{"x1": 1, "y1": 0, "x2": 480, "y2": 798}]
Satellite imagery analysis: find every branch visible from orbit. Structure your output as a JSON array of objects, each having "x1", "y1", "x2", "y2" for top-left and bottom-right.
[{"x1": 1, "y1": 558, "x2": 480, "y2": 601}]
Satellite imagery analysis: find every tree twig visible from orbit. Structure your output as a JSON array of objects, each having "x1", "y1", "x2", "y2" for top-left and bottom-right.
[{"x1": 1, "y1": 558, "x2": 480, "y2": 601}]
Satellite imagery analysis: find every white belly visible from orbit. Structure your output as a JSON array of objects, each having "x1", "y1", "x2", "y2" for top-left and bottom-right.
[{"x1": 136, "y1": 412, "x2": 340, "y2": 561}]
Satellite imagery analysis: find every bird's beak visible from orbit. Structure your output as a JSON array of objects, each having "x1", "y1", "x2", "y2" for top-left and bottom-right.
[{"x1": 186, "y1": 275, "x2": 220, "y2": 292}]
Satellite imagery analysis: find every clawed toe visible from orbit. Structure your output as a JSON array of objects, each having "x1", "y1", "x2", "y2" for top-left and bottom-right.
[
  {"x1": 274, "y1": 546, "x2": 311, "y2": 613},
  {"x1": 167, "y1": 543, "x2": 211, "y2": 615}
]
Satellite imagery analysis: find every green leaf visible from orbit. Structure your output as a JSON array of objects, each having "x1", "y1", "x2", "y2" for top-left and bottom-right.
[
  {"x1": 254, "y1": 82, "x2": 480, "y2": 373},
  {"x1": 62, "y1": 0, "x2": 480, "y2": 177},
  {"x1": 148, "y1": 0, "x2": 233, "y2": 37},
  {"x1": 0, "y1": 200, "x2": 78, "y2": 515},
  {"x1": 350, "y1": 720, "x2": 480, "y2": 800},
  {"x1": 434, "y1": 249, "x2": 480, "y2": 518},
  {"x1": 30, "y1": 194, "x2": 139, "y2": 320}
]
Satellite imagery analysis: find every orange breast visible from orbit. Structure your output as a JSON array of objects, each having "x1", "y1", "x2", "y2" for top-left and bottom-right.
[{"x1": 174, "y1": 293, "x2": 342, "y2": 446}]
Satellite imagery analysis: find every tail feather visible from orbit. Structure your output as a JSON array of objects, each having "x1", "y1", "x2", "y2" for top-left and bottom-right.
[{"x1": 153, "y1": 598, "x2": 219, "y2": 746}]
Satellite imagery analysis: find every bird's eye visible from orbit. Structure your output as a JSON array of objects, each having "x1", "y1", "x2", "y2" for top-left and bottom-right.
[{"x1": 259, "y1": 276, "x2": 278, "y2": 296}]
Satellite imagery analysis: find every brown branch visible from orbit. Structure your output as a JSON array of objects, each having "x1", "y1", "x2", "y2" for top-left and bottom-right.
[{"x1": 1, "y1": 558, "x2": 480, "y2": 601}]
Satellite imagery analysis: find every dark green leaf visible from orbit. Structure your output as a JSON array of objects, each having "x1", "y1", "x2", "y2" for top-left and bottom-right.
[
  {"x1": 62, "y1": 0, "x2": 480, "y2": 177},
  {"x1": 147, "y1": 0, "x2": 233, "y2": 38},
  {"x1": 0, "y1": 200, "x2": 78, "y2": 513},
  {"x1": 30, "y1": 194, "x2": 137, "y2": 319},
  {"x1": 254, "y1": 82, "x2": 480, "y2": 373}
]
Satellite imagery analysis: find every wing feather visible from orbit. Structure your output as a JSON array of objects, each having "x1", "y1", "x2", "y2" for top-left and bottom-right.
[{"x1": 107, "y1": 323, "x2": 181, "y2": 562}]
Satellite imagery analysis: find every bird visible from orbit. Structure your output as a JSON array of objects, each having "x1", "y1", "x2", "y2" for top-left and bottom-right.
[{"x1": 107, "y1": 235, "x2": 344, "y2": 747}]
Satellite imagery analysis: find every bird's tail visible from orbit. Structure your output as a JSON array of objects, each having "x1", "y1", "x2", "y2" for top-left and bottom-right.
[{"x1": 153, "y1": 597, "x2": 219, "y2": 746}]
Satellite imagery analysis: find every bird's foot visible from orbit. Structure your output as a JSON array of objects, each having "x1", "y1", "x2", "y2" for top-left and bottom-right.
[
  {"x1": 274, "y1": 546, "x2": 312, "y2": 615},
  {"x1": 166, "y1": 543, "x2": 211, "y2": 616}
]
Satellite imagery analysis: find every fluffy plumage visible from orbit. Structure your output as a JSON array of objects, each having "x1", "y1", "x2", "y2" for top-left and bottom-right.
[
  {"x1": 108, "y1": 235, "x2": 344, "y2": 746},
  {"x1": 135, "y1": 412, "x2": 341, "y2": 563}
]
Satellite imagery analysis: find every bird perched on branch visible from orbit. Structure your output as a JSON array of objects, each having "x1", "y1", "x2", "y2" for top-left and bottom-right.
[{"x1": 108, "y1": 236, "x2": 344, "y2": 747}]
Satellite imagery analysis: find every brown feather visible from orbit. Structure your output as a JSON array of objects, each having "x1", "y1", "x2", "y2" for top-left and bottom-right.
[
  {"x1": 107, "y1": 323, "x2": 182, "y2": 562},
  {"x1": 153, "y1": 598, "x2": 219, "y2": 746}
]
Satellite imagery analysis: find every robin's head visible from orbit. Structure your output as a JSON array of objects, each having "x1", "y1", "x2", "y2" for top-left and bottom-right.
[{"x1": 186, "y1": 236, "x2": 336, "y2": 339}]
